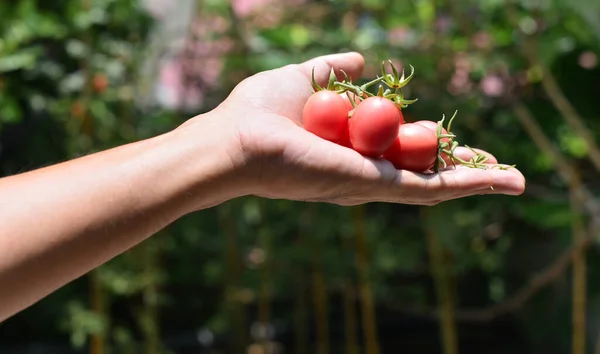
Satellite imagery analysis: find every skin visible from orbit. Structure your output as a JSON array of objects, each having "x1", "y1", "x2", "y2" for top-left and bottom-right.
[{"x1": 0, "y1": 52, "x2": 525, "y2": 322}]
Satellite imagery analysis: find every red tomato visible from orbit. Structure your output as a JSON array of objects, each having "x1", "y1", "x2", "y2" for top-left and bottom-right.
[
  {"x1": 302, "y1": 90, "x2": 350, "y2": 146},
  {"x1": 382, "y1": 123, "x2": 439, "y2": 172},
  {"x1": 414, "y1": 120, "x2": 447, "y2": 139},
  {"x1": 414, "y1": 120, "x2": 454, "y2": 167},
  {"x1": 70, "y1": 100, "x2": 86, "y2": 120},
  {"x1": 414, "y1": 120, "x2": 451, "y2": 146},
  {"x1": 348, "y1": 97, "x2": 403, "y2": 157},
  {"x1": 92, "y1": 74, "x2": 109, "y2": 93}
]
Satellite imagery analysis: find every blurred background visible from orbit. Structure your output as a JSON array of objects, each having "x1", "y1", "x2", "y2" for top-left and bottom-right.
[{"x1": 1, "y1": 0, "x2": 600, "y2": 353}]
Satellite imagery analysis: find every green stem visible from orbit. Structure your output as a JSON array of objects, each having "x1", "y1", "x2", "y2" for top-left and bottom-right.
[
  {"x1": 360, "y1": 76, "x2": 386, "y2": 91},
  {"x1": 335, "y1": 82, "x2": 369, "y2": 96}
]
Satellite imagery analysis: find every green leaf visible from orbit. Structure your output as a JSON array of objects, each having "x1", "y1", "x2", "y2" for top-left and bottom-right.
[
  {"x1": 517, "y1": 201, "x2": 574, "y2": 228},
  {"x1": 0, "y1": 48, "x2": 40, "y2": 72},
  {"x1": 0, "y1": 97, "x2": 22, "y2": 124},
  {"x1": 558, "y1": 126, "x2": 589, "y2": 158}
]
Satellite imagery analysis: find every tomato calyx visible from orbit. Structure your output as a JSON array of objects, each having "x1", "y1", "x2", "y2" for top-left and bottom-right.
[
  {"x1": 432, "y1": 111, "x2": 515, "y2": 173},
  {"x1": 309, "y1": 61, "x2": 418, "y2": 112},
  {"x1": 311, "y1": 67, "x2": 344, "y2": 93},
  {"x1": 380, "y1": 60, "x2": 414, "y2": 89}
]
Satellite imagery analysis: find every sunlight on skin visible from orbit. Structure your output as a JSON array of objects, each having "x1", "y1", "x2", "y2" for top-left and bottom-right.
[
  {"x1": 215, "y1": 51, "x2": 525, "y2": 205},
  {"x1": 0, "y1": 52, "x2": 525, "y2": 322}
]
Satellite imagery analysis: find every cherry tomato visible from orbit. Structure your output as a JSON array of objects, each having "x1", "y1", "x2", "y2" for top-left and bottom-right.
[
  {"x1": 348, "y1": 96, "x2": 403, "y2": 157},
  {"x1": 70, "y1": 100, "x2": 86, "y2": 120},
  {"x1": 414, "y1": 120, "x2": 448, "y2": 142},
  {"x1": 414, "y1": 120, "x2": 453, "y2": 167},
  {"x1": 382, "y1": 123, "x2": 439, "y2": 172},
  {"x1": 92, "y1": 74, "x2": 109, "y2": 93},
  {"x1": 337, "y1": 94, "x2": 361, "y2": 148},
  {"x1": 302, "y1": 90, "x2": 350, "y2": 146}
]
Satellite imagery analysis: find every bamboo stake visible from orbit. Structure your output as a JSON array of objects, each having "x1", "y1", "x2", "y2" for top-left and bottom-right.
[
  {"x1": 312, "y1": 253, "x2": 330, "y2": 354},
  {"x1": 353, "y1": 205, "x2": 379, "y2": 354},
  {"x1": 341, "y1": 231, "x2": 360, "y2": 354},
  {"x1": 139, "y1": 240, "x2": 161, "y2": 354},
  {"x1": 343, "y1": 277, "x2": 360, "y2": 354},
  {"x1": 219, "y1": 202, "x2": 248, "y2": 353},
  {"x1": 307, "y1": 204, "x2": 330, "y2": 354},
  {"x1": 294, "y1": 268, "x2": 309, "y2": 354},
  {"x1": 258, "y1": 199, "x2": 273, "y2": 352},
  {"x1": 570, "y1": 171, "x2": 587, "y2": 354},
  {"x1": 89, "y1": 270, "x2": 106, "y2": 354},
  {"x1": 422, "y1": 207, "x2": 459, "y2": 354},
  {"x1": 294, "y1": 209, "x2": 310, "y2": 354}
]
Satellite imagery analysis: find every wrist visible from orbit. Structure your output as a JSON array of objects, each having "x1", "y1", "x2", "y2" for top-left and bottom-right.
[{"x1": 161, "y1": 111, "x2": 249, "y2": 215}]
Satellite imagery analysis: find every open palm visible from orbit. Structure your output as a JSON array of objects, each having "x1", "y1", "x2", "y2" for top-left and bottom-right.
[{"x1": 212, "y1": 52, "x2": 525, "y2": 205}]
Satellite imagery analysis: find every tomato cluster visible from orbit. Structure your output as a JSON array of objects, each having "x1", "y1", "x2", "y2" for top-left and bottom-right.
[
  {"x1": 302, "y1": 61, "x2": 445, "y2": 172},
  {"x1": 301, "y1": 61, "x2": 511, "y2": 173}
]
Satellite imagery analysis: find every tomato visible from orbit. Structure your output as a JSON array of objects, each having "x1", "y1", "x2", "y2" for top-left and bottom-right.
[
  {"x1": 337, "y1": 123, "x2": 352, "y2": 148},
  {"x1": 382, "y1": 123, "x2": 439, "y2": 172},
  {"x1": 414, "y1": 120, "x2": 448, "y2": 142},
  {"x1": 302, "y1": 90, "x2": 350, "y2": 146},
  {"x1": 92, "y1": 74, "x2": 109, "y2": 93},
  {"x1": 70, "y1": 100, "x2": 86, "y2": 120},
  {"x1": 348, "y1": 96, "x2": 403, "y2": 157},
  {"x1": 414, "y1": 120, "x2": 454, "y2": 167}
]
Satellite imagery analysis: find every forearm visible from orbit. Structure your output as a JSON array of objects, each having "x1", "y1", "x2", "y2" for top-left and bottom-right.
[{"x1": 0, "y1": 114, "x2": 240, "y2": 321}]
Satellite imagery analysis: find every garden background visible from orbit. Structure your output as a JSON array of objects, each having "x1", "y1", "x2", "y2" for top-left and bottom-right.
[{"x1": 1, "y1": 0, "x2": 600, "y2": 353}]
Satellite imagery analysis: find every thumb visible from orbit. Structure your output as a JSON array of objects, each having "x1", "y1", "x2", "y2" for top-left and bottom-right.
[{"x1": 296, "y1": 52, "x2": 365, "y2": 87}]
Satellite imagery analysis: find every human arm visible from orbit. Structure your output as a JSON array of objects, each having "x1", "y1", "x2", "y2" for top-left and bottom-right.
[
  {"x1": 0, "y1": 52, "x2": 525, "y2": 322},
  {"x1": 0, "y1": 115, "x2": 244, "y2": 322}
]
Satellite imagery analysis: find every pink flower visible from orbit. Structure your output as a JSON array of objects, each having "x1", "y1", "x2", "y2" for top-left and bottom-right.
[
  {"x1": 579, "y1": 51, "x2": 598, "y2": 70},
  {"x1": 388, "y1": 27, "x2": 411, "y2": 46},
  {"x1": 156, "y1": 57, "x2": 204, "y2": 111},
  {"x1": 435, "y1": 15, "x2": 453, "y2": 34},
  {"x1": 232, "y1": 0, "x2": 273, "y2": 18},
  {"x1": 480, "y1": 75, "x2": 504, "y2": 97},
  {"x1": 472, "y1": 31, "x2": 493, "y2": 49}
]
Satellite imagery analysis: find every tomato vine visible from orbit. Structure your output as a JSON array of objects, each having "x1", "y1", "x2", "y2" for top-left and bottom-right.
[{"x1": 304, "y1": 60, "x2": 515, "y2": 174}]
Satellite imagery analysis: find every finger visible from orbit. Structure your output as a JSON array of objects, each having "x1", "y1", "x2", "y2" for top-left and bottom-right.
[
  {"x1": 296, "y1": 52, "x2": 365, "y2": 86},
  {"x1": 461, "y1": 167, "x2": 524, "y2": 195},
  {"x1": 442, "y1": 147, "x2": 525, "y2": 187},
  {"x1": 451, "y1": 146, "x2": 498, "y2": 164},
  {"x1": 430, "y1": 167, "x2": 525, "y2": 196},
  {"x1": 374, "y1": 164, "x2": 525, "y2": 204}
]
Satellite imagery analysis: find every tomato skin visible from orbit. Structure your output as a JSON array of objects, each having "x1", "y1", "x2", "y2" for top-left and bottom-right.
[
  {"x1": 337, "y1": 94, "x2": 361, "y2": 148},
  {"x1": 302, "y1": 90, "x2": 350, "y2": 145},
  {"x1": 382, "y1": 123, "x2": 439, "y2": 172},
  {"x1": 348, "y1": 97, "x2": 403, "y2": 157},
  {"x1": 414, "y1": 120, "x2": 450, "y2": 143},
  {"x1": 414, "y1": 120, "x2": 445, "y2": 136},
  {"x1": 414, "y1": 120, "x2": 453, "y2": 167}
]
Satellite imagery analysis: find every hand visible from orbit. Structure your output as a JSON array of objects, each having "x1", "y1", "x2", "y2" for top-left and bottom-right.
[{"x1": 190, "y1": 52, "x2": 525, "y2": 206}]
